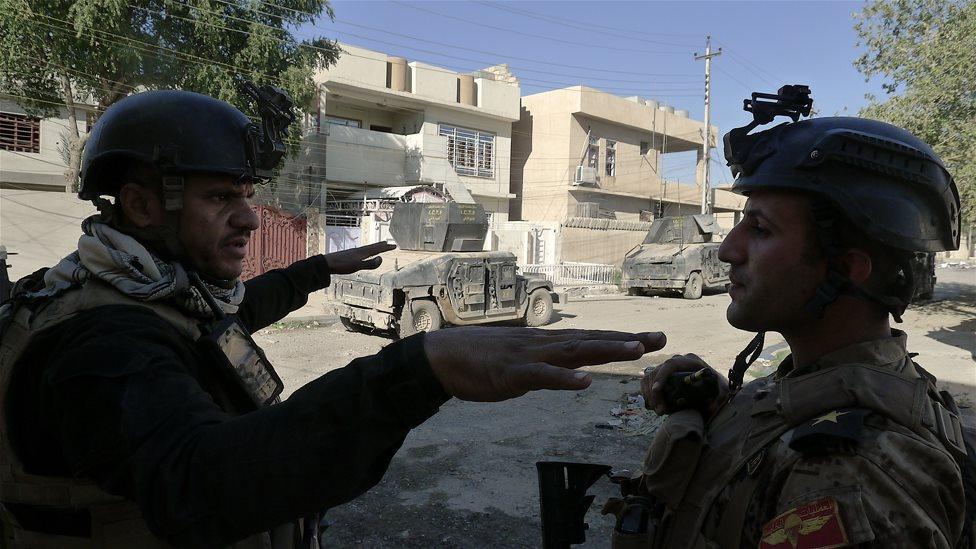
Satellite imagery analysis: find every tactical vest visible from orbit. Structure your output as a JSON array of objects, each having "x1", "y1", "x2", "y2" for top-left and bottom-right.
[
  {"x1": 619, "y1": 361, "x2": 971, "y2": 549},
  {"x1": 0, "y1": 278, "x2": 271, "y2": 548}
]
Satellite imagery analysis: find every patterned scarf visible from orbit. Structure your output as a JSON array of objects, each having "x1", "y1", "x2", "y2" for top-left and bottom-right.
[{"x1": 37, "y1": 217, "x2": 244, "y2": 319}]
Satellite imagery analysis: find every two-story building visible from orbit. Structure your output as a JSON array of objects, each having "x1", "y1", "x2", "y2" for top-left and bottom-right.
[
  {"x1": 271, "y1": 43, "x2": 522, "y2": 241},
  {"x1": 509, "y1": 86, "x2": 745, "y2": 265}
]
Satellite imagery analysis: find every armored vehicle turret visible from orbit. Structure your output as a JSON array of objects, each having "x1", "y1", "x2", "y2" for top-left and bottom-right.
[
  {"x1": 331, "y1": 202, "x2": 554, "y2": 337},
  {"x1": 620, "y1": 214, "x2": 730, "y2": 299}
]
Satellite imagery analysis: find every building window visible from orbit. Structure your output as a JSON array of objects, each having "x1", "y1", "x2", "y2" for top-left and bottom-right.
[
  {"x1": 605, "y1": 140, "x2": 616, "y2": 176},
  {"x1": 439, "y1": 123, "x2": 495, "y2": 178},
  {"x1": 586, "y1": 135, "x2": 599, "y2": 169},
  {"x1": 0, "y1": 112, "x2": 40, "y2": 153},
  {"x1": 325, "y1": 115, "x2": 362, "y2": 128},
  {"x1": 640, "y1": 141, "x2": 650, "y2": 156}
]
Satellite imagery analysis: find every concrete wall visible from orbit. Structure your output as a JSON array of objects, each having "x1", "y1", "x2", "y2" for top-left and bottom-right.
[
  {"x1": 317, "y1": 43, "x2": 521, "y2": 125},
  {"x1": 410, "y1": 62, "x2": 458, "y2": 105},
  {"x1": 0, "y1": 99, "x2": 93, "y2": 189},
  {"x1": 490, "y1": 220, "x2": 559, "y2": 264},
  {"x1": 323, "y1": 125, "x2": 407, "y2": 186},
  {"x1": 558, "y1": 226, "x2": 646, "y2": 266},
  {"x1": 476, "y1": 77, "x2": 520, "y2": 119},
  {"x1": 511, "y1": 103, "x2": 574, "y2": 222},
  {"x1": 321, "y1": 43, "x2": 388, "y2": 89},
  {"x1": 0, "y1": 188, "x2": 96, "y2": 280}
]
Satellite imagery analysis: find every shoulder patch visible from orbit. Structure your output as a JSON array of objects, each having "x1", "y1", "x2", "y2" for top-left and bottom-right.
[
  {"x1": 760, "y1": 496, "x2": 849, "y2": 549},
  {"x1": 786, "y1": 407, "x2": 870, "y2": 455}
]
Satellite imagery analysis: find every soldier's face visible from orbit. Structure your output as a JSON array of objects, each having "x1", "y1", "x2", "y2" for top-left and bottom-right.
[
  {"x1": 178, "y1": 175, "x2": 261, "y2": 281},
  {"x1": 718, "y1": 191, "x2": 826, "y2": 333}
]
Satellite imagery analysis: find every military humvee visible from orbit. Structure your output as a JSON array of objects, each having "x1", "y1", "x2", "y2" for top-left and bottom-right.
[
  {"x1": 331, "y1": 202, "x2": 554, "y2": 338},
  {"x1": 620, "y1": 214, "x2": 730, "y2": 299},
  {"x1": 911, "y1": 252, "x2": 937, "y2": 301}
]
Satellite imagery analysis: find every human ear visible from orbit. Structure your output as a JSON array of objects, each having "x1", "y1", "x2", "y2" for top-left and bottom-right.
[
  {"x1": 118, "y1": 183, "x2": 159, "y2": 228},
  {"x1": 839, "y1": 248, "x2": 873, "y2": 285}
]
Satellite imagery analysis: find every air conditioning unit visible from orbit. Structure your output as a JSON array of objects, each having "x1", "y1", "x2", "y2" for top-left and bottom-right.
[{"x1": 573, "y1": 166, "x2": 598, "y2": 186}]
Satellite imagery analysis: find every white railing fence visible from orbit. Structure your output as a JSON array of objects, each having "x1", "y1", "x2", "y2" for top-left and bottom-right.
[{"x1": 521, "y1": 262, "x2": 620, "y2": 286}]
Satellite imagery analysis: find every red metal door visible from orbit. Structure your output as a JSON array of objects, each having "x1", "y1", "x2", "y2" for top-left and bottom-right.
[{"x1": 241, "y1": 205, "x2": 307, "y2": 280}]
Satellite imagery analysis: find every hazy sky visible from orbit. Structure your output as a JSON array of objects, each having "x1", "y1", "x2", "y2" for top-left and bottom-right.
[{"x1": 305, "y1": 1, "x2": 885, "y2": 185}]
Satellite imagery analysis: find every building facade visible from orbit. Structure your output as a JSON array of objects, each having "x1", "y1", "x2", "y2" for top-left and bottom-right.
[
  {"x1": 0, "y1": 95, "x2": 94, "y2": 191},
  {"x1": 271, "y1": 43, "x2": 522, "y2": 231},
  {"x1": 511, "y1": 86, "x2": 743, "y2": 223},
  {"x1": 509, "y1": 86, "x2": 745, "y2": 265}
]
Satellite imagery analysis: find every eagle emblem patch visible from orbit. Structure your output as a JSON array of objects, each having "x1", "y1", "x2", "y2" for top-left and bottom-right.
[{"x1": 760, "y1": 496, "x2": 848, "y2": 549}]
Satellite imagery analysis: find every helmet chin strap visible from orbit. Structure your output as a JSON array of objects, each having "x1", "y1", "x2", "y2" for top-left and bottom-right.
[
  {"x1": 805, "y1": 199, "x2": 910, "y2": 323},
  {"x1": 160, "y1": 180, "x2": 186, "y2": 260}
]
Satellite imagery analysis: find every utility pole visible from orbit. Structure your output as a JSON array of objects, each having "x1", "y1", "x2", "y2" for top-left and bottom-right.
[{"x1": 695, "y1": 36, "x2": 721, "y2": 215}]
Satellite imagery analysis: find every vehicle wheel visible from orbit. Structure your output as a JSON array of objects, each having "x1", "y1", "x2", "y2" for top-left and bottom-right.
[
  {"x1": 524, "y1": 289, "x2": 554, "y2": 327},
  {"x1": 627, "y1": 287, "x2": 643, "y2": 296},
  {"x1": 398, "y1": 299, "x2": 443, "y2": 339},
  {"x1": 683, "y1": 272, "x2": 703, "y2": 300}
]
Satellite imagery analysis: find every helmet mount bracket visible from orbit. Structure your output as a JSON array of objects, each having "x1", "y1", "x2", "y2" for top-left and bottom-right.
[{"x1": 724, "y1": 85, "x2": 813, "y2": 177}]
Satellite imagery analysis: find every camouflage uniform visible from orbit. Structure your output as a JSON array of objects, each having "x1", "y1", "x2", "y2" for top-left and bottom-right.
[{"x1": 636, "y1": 331, "x2": 966, "y2": 548}]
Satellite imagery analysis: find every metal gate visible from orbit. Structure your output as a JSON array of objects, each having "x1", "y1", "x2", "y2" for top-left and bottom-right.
[{"x1": 241, "y1": 205, "x2": 307, "y2": 280}]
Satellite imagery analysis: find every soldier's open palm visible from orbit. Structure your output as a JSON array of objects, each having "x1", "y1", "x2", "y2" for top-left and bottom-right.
[{"x1": 423, "y1": 327, "x2": 666, "y2": 402}]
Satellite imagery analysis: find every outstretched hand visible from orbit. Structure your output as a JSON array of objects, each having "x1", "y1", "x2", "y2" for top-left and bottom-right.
[
  {"x1": 423, "y1": 327, "x2": 667, "y2": 402},
  {"x1": 324, "y1": 242, "x2": 397, "y2": 275}
]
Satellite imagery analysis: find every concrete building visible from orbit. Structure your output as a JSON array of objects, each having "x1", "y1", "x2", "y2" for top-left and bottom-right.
[
  {"x1": 273, "y1": 43, "x2": 522, "y2": 233},
  {"x1": 0, "y1": 95, "x2": 94, "y2": 191},
  {"x1": 509, "y1": 86, "x2": 745, "y2": 266},
  {"x1": 511, "y1": 86, "x2": 743, "y2": 223}
]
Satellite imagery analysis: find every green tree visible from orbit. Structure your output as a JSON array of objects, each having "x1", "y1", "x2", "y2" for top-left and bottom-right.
[
  {"x1": 0, "y1": 0, "x2": 340, "y2": 190},
  {"x1": 854, "y1": 0, "x2": 976, "y2": 235}
]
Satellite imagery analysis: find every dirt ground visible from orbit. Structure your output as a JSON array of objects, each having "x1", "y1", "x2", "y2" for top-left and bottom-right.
[{"x1": 254, "y1": 268, "x2": 975, "y2": 548}]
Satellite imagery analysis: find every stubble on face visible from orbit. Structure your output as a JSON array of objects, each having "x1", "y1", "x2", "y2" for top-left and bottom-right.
[
  {"x1": 177, "y1": 175, "x2": 258, "y2": 281},
  {"x1": 721, "y1": 192, "x2": 826, "y2": 334}
]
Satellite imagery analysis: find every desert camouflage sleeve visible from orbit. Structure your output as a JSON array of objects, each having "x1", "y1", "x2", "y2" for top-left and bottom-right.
[{"x1": 762, "y1": 418, "x2": 964, "y2": 548}]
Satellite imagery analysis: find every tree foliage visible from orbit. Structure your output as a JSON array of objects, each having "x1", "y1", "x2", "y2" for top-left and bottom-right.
[
  {"x1": 854, "y1": 0, "x2": 976, "y2": 228},
  {"x1": 0, "y1": 0, "x2": 340, "y2": 189}
]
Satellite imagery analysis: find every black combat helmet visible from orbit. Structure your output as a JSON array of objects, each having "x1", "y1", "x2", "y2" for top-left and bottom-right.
[
  {"x1": 724, "y1": 85, "x2": 961, "y2": 253},
  {"x1": 80, "y1": 85, "x2": 294, "y2": 203}
]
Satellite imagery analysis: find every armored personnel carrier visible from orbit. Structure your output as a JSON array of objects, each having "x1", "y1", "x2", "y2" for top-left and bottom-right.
[
  {"x1": 331, "y1": 202, "x2": 554, "y2": 338},
  {"x1": 620, "y1": 214, "x2": 730, "y2": 299}
]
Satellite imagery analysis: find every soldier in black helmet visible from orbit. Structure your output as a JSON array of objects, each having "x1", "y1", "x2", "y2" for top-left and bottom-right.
[
  {"x1": 607, "y1": 86, "x2": 972, "y2": 548},
  {"x1": 0, "y1": 88, "x2": 665, "y2": 548}
]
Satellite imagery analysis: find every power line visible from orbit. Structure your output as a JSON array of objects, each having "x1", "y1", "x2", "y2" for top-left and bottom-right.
[
  {"x1": 720, "y1": 47, "x2": 782, "y2": 85},
  {"x1": 471, "y1": 1, "x2": 699, "y2": 46},
  {"x1": 389, "y1": 0, "x2": 690, "y2": 59},
  {"x1": 330, "y1": 19, "x2": 698, "y2": 83}
]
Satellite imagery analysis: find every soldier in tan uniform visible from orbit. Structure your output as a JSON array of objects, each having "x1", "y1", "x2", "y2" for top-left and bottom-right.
[{"x1": 612, "y1": 86, "x2": 973, "y2": 548}]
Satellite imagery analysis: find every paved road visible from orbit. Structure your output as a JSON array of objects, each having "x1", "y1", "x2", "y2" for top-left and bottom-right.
[{"x1": 255, "y1": 267, "x2": 975, "y2": 547}]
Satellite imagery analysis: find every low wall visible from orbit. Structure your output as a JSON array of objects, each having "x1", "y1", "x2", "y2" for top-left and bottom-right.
[{"x1": 558, "y1": 226, "x2": 646, "y2": 266}]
